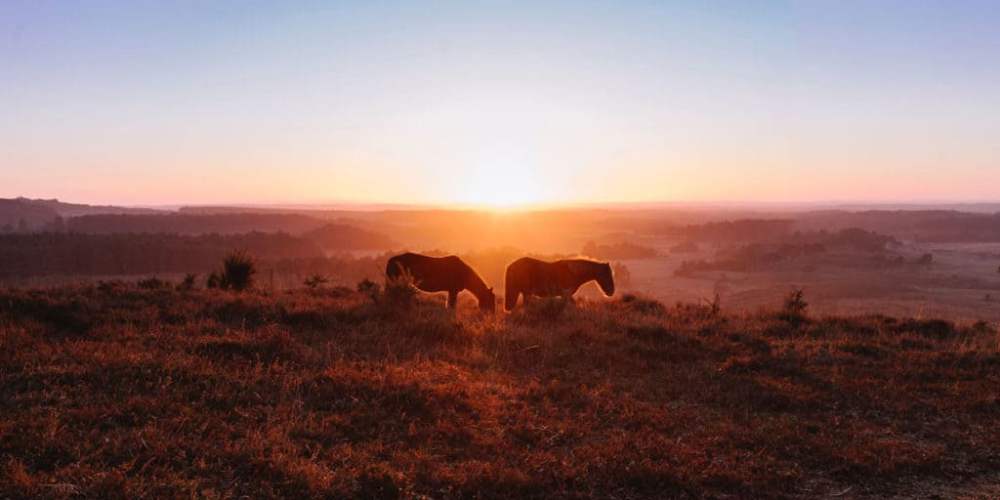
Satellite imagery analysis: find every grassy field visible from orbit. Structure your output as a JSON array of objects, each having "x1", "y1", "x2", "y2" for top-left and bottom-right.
[
  {"x1": 622, "y1": 239, "x2": 1000, "y2": 323},
  {"x1": 2, "y1": 284, "x2": 1000, "y2": 498}
]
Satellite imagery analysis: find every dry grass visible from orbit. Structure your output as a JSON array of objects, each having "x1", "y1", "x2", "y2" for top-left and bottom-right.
[{"x1": 1, "y1": 285, "x2": 999, "y2": 498}]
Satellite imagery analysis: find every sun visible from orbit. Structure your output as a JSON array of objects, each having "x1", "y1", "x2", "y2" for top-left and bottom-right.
[{"x1": 451, "y1": 160, "x2": 552, "y2": 210}]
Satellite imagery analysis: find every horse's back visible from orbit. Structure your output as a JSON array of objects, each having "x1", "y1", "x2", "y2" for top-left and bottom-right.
[
  {"x1": 507, "y1": 256, "x2": 545, "y2": 274},
  {"x1": 386, "y1": 252, "x2": 469, "y2": 292},
  {"x1": 507, "y1": 257, "x2": 556, "y2": 291},
  {"x1": 506, "y1": 257, "x2": 597, "y2": 292}
]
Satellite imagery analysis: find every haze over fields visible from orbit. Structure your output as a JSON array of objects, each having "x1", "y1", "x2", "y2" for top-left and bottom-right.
[{"x1": 3, "y1": 196, "x2": 1000, "y2": 322}]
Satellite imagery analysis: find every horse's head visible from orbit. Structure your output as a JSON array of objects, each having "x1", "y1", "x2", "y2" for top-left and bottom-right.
[
  {"x1": 597, "y1": 262, "x2": 615, "y2": 297},
  {"x1": 480, "y1": 287, "x2": 497, "y2": 314}
]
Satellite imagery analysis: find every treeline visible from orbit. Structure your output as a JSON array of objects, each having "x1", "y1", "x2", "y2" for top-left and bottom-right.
[
  {"x1": 63, "y1": 213, "x2": 328, "y2": 235},
  {"x1": 795, "y1": 210, "x2": 1000, "y2": 242},
  {"x1": 788, "y1": 227, "x2": 898, "y2": 252},
  {"x1": 0, "y1": 233, "x2": 324, "y2": 279},
  {"x1": 304, "y1": 223, "x2": 398, "y2": 250},
  {"x1": 582, "y1": 240, "x2": 658, "y2": 260},
  {"x1": 910, "y1": 212, "x2": 1000, "y2": 242},
  {"x1": 657, "y1": 219, "x2": 796, "y2": 243},
  {"x1": 674, "y1": 228, "x2": 898, "y2": 275}
]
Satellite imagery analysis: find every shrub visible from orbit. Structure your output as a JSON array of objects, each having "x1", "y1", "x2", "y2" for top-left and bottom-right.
[
  {"x1": 221, "y1": 250, "x2": 257, "y2": 292},
  {"x1": 357, "y1": 278, "x2": 381, "y2": 301},
  {"x1": 382, "y1": 271, "x2": 417, "y2": 308},
  {"x1": 96, "y1": 280, "x2": 127, "y2": 294},
  {"x1": 514, "y1": 296, "x2": 570, "y2": 325},
  {"x1": 137, "y1": 277, "x2": 169, "y2": 290},
  {"x1": 621, "y1": 293, "x2": 666, "y2": 316},
  {"x1": 780, "y1": 288, "x2": 808, "y2": 322},
  {"x1": 206, "y1": 272, "x2": 222, "y2": 289},
  {"x1": 708, "y1": 293, "x2": 721, "y2": 317},
  {"x1": 304, "y1": 274, "x2": 329, "y2": 290},
  {"x1": 177, "y1": 273, "x2": 197, "y2": 291}
]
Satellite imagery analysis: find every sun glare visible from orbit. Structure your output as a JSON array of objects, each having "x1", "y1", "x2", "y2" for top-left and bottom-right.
[{"x1": 451, "y1": 159, "x2": 552, "y2": 211}]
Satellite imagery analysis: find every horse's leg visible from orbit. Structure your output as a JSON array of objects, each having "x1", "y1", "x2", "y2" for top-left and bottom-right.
[
  {"x1": 504, "y1": 288, "x2": 519, "y2": 311},
  {"x1": 447, "y1": 290, "x2": 458, "y2": 309}
]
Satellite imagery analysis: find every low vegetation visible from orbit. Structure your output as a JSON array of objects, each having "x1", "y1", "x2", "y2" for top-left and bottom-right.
[
  {"x1": 2, "y1": 283, "x2": 999, "y2": 498},
  {"x1": 582, "y1": 240, "x2": 658, "y2": 260}
]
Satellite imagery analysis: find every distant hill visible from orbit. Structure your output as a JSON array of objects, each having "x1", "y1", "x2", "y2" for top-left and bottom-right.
[
  {"x1": 303, "y1": 223, "x2": 398, "y2": 250},
  {"x1": 16, "y1": 198, "x2": 163, "y2": 217},
  {"x1": 0, "y1": 197, "x2": 161, "y2": 232},
  {"x1": 0, "y1": 199, "x2": 58, "y2": 232},
  {"x1": 65, "y1": 213, "x2": 328, "y2": 235},
  {"x1": 794, "y1": 210, "x2": 1000, "y2": 242},
  {"x1": 0, "y1": 232, "x2": 324, "y2": 278}
]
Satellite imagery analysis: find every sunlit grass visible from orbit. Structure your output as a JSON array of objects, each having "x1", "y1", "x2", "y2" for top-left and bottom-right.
[{"x1": 2, "y1": 285, "x2": 999, "y2": 497}]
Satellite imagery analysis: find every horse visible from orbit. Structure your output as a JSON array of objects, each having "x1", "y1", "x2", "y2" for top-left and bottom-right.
[
  {"x1": 385, "y1": 252, "x2": 496, "y2": 312},
  {"x1": 504, "y1": 257, "x2": 615, "y2": 311}
]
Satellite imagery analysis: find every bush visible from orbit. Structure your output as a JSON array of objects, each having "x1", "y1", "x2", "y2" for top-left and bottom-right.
[
  {"x1": 621, "y1": 293, "x2": 666, "y2": 316},
  {"x1": 177, "y1": 273, "x2": 197, "y2": 291},
  {"x1": 357, "y1": 278, "x2": 381, "y2": 301},
  {"x1": 222, "y1": 250, "x2": 256, "y2": 291},
  {"x1": 206, "y1": 272, "x2": 222, "y2": 289},
  {"x1": 780, "y1": 288, "x2": 808, "y2": 322},
  {"x1": 137, "y1": 277, "x2": 169, "y2": 290},
  {"x1": 382, "y1": 272, "x2": 417, "y2": 308},
  {"x1": 96, "y1": 280, "x2": 127, "y2": 294},
  {"x1": 514, "y1": 296, "x2": 570, "y2": 325},
  {"x1": 304, "y1": 274, "x2": 329, "y2": 290},
  {"x1": 708, "y1": 293, "x2": 721, "y2": 317},
  {"x1": 206, "y1": 251, "x2": 257, "y2": 291}
]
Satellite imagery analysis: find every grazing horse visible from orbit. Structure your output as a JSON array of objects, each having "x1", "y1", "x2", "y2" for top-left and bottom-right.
[
  {"x1": 385, "y1": 252, "x2": 496, "y2": 312},
  {"x1": 504, "y1": 257, "x2": 615, "y2": 311}
]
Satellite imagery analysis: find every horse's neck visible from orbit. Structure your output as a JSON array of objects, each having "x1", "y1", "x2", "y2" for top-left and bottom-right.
[{"x1": 566, "y1": 261, "x2": 599, "y2": 285}]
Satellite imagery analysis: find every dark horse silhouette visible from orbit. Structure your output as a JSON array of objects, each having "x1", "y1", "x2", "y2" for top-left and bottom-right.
[
  {"x1": 504, "y1": 257, "x2": 615, "y2": 311},
  {"x1": 385, "y1": 252, "x2": 496, "y2": 312}
]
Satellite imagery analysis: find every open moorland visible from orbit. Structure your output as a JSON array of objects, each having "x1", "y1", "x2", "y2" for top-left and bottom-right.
[{"x1": 2, "y1": 283, "x2": 999, "y2": 498}]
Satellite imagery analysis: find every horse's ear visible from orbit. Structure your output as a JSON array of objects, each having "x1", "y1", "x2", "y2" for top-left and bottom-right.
[{"x1": 489, "y1": 287, "x2": 494, "y2": 292}]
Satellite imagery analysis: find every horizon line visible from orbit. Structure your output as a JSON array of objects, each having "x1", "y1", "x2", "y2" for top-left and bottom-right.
[{"x1": 9, "y1": 195, "x2": 1000, "y2": 213}]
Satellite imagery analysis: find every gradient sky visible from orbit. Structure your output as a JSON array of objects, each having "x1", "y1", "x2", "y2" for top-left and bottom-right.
[{"x1": 2, "y1": 0, "x2": 999, "y2": 206}]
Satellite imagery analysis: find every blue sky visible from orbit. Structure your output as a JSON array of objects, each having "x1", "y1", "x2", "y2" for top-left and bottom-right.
[{"x1": 2, "y1": 1, "x2": 998, "y2": 205}]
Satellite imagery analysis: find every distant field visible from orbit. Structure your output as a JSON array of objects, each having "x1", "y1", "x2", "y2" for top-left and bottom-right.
[
  {"x1": 623, "y1": 240, "x2": 1000, "y2": 323},
  {"x1": 3, "y1": 205, "x2": 1000, "y2": 324},
  {"x1": 2, "y1": 285, "x2": 999, "y2": 498}
]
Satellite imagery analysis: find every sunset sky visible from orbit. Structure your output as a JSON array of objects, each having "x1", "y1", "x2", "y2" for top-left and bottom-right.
[{"x1": 3, "y1": 1, "x2": 999, "y2": 207}]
